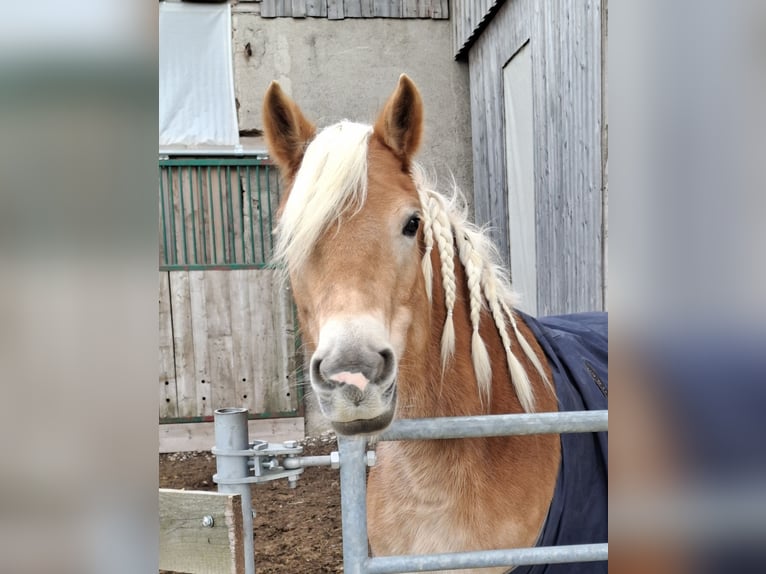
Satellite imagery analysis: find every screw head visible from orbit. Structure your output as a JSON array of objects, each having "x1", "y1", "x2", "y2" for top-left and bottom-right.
[
  {"x1": 202, "y1": 515, "x2": 214, "y2": 528},
  {"x1": 282, "y1": 440, "x2": 298, "y2": 449}
]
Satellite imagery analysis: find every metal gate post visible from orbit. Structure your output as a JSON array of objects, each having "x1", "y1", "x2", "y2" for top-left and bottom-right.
[
  {"x1": 214, "y1": 408, "x2": 256, "y2": 574},
  {"x1": 339, "y1": 435, "x2": 369, "y2": 574}
]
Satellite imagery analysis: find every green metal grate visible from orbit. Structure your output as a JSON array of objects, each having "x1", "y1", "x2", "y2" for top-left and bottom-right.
[{"x1": 158, "y1": 157, "x2": 281, "y2": 271}]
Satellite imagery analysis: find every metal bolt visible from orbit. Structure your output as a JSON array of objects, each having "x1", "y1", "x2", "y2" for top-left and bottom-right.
[
  {"x1": 330, "y1": 451, "x2": 340, "y2": 469},
  {"x1": 252, "y1": 440, "x2": 268, "y2": 451},
  {"x1": 366, "y1": 450, "x2": 377, "y2": 467},
  {"x1": 287, "y1": 475, "x2": 299, "y2": 489},
  {"x1": 202, "y1": 515, "x2": 214, "y2": 528},
  {"x1": 283, "y1": 440, "x2": 298, "y2": 448}
]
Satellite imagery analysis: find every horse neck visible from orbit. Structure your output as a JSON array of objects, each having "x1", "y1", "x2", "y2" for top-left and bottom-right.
[{"x1": 398, "y1": 246, "x2": 550, "y2": 421}]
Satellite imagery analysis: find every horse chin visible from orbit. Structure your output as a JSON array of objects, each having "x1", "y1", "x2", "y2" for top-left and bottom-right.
[{"x1": 330, "y1": 408, "x2": 395, "y2": 436}]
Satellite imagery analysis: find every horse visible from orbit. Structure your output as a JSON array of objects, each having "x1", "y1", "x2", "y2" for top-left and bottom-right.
[{"x1": 262, "y1": 74, "x2": 607, "y2": 574}]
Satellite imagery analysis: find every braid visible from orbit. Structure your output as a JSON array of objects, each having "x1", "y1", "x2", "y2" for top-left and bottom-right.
[
  {"x1": 455, "y1": 228, "x2": 492, "y2": 407},
  {"x1": 412, "y1": 164, "x2": 547, "y2": 413},
  {"x1": 481, "y1": 266, "x2": 536, "y2": 412},
  {"x1": 502, "y1": 299, "x2": 552, "y2": 394},
  {"x1": 419, "y1": 192, "x2": 436, "y2": 301},
  {"x1": 430, "y1": 197, "x2": 456, "y2": 370}
]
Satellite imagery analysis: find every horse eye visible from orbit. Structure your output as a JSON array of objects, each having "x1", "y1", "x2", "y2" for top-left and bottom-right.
[{"x1": 402, "y1": 216, "x2": 420, "y2": 237}]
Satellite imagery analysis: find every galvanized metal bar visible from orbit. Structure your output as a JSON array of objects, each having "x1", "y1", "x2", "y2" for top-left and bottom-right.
[
  {"x1": 197, "y1": 167, "x2": 208, "y2": 264},
  {"x1": 226, "y1": 166, "x2": 235, "y2": 263},
  {"x1": 167, "y1": 168, "x2": 178, "y2": 265},
  {"x1": 217, "y1": 166, "x2": 226, "y2": 263},
  {"x1": 282, "y1": 454, "x2": 337, "y2": 469},
  {"x1": 159, "y1": 167, "x2": 169, "y2": 266},
  {"x1": 378, "y1": 410, "x2": 608, "y2": 441},
  {"x1": 178, "y1": 167, "x2": 189, "y2": 265},
  {"x1": 256, "y1": 164, "x2": 266, "y2": 262},
  {"x1": 188, "y1": 168, "x2": 198, "y2": 265},
  {"x1": 158, "y1": 263, "x2": 272, "y2": 272},
  {"x1": 160, "y1": 154, "x2": 270, "y2": 164},
  {"x1": 266, "y1": 165, "x2": 274, "y2": 254},
  {"x1": 365, "y1": 543, "x2": 608, "y2": 574},
  {"x1": 207, "y1": 167, "x2": 218, "y2": 264},
  {"x1": 213, "y1": 407, "x2": 255, "y2": 574},
  {"x1": 246, "y1": 166, "x2": 256, "y2": 265},
  {"x1": 237, "y1": 167, "x2": 246, "y2": 265},
  {"x1": 339, "y1": 436, "x2": 369, "y2": 574}
]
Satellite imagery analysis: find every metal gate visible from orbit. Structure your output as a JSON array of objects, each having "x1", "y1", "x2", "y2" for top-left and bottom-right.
[{"x1": 212, "y1": 408, "x2": 608, "y2": 573}]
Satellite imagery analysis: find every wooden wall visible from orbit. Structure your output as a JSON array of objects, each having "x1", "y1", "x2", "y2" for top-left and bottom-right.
[
  {"x1": 258, "y1": 0, "x2": 448, "y2": 19},
  {"x1": 468, "y1": 0, "x2": 605, "y2": 315},
  {"x1": 159, "y1": 269, "x2": 300, "y2": 421}
]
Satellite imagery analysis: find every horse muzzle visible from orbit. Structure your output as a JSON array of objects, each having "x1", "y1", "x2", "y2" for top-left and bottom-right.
[{"x1": 309, "y1": 316, "x2": 398, "y2": 435}]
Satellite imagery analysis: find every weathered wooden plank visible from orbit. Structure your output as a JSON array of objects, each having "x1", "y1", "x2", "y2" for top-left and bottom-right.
[
  {"x1": 327, "y1": 0, "x2": 344, "y2": 19},
  {"x1": 306, "y1": 0, "x2": 328, "y2": 17},
  {"x1": 189, "y1": 271, "x2": 212, "y2": 418},
  {"x1": 275, "y1": 0, "x2": 292, "y2": 17},
  {"x1": 170, "y1": 271, "x2": 198, "y2": 417},
  {"x1": 159, "y1": 271, "x2": 178, "y2": 419},
  {"x1": 159, "y1": 417, "x2": 305, "y2": 453},
  {"x1": 203, "y1": 272, "x2": 236, "y2": 410},
  {"x1": 203, "y1": 271, "x2": 232, "y2": 338},
  {"x1": 292, "y1": 0, "x2": 307, "y2": 17},
  {"x1": 344, "y1": 0, "x2": 362, "y2": 18},
  {"x1": 403, "y1": 0, "x2": 418, "y2": 18},
  {"x1": 229, "y1": 271, "x2": 256, "y2": 414},
  {"x1": 247, "y1": 270, "x2": 288, "y2": 414},
  {"x1": 388, "y1": 0, "x2": 402, "y2": 18},
  {"x1": 432, "y1": 0, "x2": 448, "y2": 19},
  {"x1": 209, "y1": 335, "x2": 236, "y2": 411},
  {"x1": 159, "y1": 489, "x2": 244, "y2": 574},
  {"x1": 373, "y1": 0, "x2": 390, "y2": 17},
  {"x1": 360, "y1": 0, "x2": 374, "y2": 17},
  {"x1": 261, "y1": 0, "x2": 277, "y2": 17},
  {"x1": 272, "y1": 270, "x2": 298, "y2": 413}
]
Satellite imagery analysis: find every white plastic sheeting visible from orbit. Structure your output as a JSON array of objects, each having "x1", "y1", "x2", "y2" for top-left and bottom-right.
[{"x1": 159, "y1": 2, "x2": 239, "y2": 146}]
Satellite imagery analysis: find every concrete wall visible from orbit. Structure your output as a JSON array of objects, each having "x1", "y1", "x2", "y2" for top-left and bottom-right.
[
  {"x1": 230, "y1": 15, "x2": 473, "y2": 435},
  {"x1": 232, "y1": 15, "x2": 473, "y2": 195}
]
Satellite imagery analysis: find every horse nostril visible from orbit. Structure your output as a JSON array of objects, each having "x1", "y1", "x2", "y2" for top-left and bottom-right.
[
  {"x1": 377, "y1": 348, "x2": 395, "y2": 381},
  {"x1": 311, "y1": 357, "x2": 325, "y2": 385}
]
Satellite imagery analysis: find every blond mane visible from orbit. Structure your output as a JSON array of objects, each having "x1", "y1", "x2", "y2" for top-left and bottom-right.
[
  {"x1": 274, "y1": 121, "x2": 373, "y2": 274},
  {"x1": 274, "y1": 121, "x2": 548, "y2": 412}
]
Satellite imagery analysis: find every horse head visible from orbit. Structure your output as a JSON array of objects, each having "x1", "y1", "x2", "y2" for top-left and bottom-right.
[{"x1": 263, "y1": 75, "x2": 430, "y2": 435}]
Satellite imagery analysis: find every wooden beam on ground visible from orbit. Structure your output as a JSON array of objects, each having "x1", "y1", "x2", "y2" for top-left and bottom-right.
[
  {"x1": 159, "y1": 489, "x2": 245, "y2": 574},
  {"x1": 159, "y1": 416, "x2": 305, "y2": 453}
]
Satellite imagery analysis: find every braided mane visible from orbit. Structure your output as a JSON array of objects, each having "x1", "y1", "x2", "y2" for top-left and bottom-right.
[
  {"x1": 274, "y1": 122, "x2": 548, "y2": 412},
  {"x1": 413, "y1": 166, "x2": 549, "y2": 412}
]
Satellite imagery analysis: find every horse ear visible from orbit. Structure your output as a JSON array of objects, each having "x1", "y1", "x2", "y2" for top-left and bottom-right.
[
  {"x1": 374, "y1": 74, "x2": 424, "y2": 166},
  {"x1": 263, "y1": 81, "x2": 316, "y2": 178}
]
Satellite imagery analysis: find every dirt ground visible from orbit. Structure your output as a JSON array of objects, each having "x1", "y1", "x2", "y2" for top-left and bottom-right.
[{"x1": 160, "y1": 432, "x2": 343, "y2": 573}]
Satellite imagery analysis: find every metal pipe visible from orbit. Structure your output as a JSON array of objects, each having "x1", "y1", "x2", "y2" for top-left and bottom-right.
[
  {"x1": 378, "y1": 410, "x2": 607, "y2": 441},
  {"x1": 159, "y1": 147, "x2": 269, "y2": 157},
  {"x1": 364, "y1": 543, "x2": 608, "y2": 574},
  {"x1": 214, "y1": 408, "x2": 255, "y2": 574},
  {"x1": 339, "y1": 436, "x2": 369, "y2": 574},
  {"x1": 282, "y1": 455, "x2": 335, "y2": 469}
]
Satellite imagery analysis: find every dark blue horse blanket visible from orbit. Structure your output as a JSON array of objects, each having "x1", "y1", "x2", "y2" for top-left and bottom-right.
[{"x1": 510, "y1": 312, "x2": 608, "y2": 574}]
